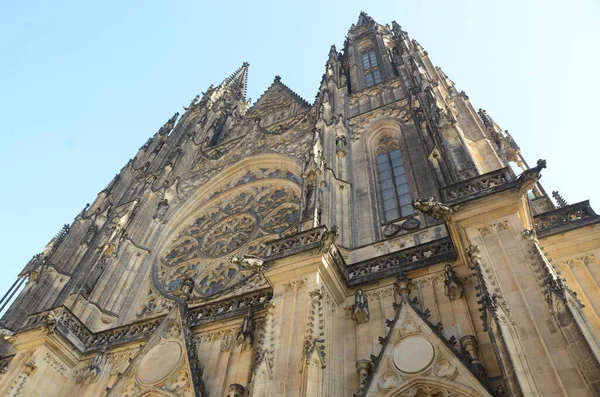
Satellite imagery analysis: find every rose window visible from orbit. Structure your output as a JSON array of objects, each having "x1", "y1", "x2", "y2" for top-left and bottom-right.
[{"x1": 156, "y1": 180, "x2": 300, "y2": 299}]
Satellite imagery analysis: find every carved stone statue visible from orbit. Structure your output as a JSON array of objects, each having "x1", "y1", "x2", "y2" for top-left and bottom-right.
[
  {"x1": 351, "y1": 289, "x2": 370, "y2": 324},
  {"x1": 153, "y1": 199, "x2": 169, "y2": 222},
  {"x1": 443, "y1": 264, "x2": 464, "y2": 300},
  {"x1": 235, "y1": 305, "x2": 254, "y2": 350},
  {"x1": 356, "y1": 359, "x2": 372, "y2": 392},
  {"x1": 318, "y1": 225, "x2": 339, "y2": 254},
  {"x1": 466, "y1": 245, "x2": 482, "y2": 268},
  {"x1": 303, "y1": 182, "x2": 317, "y2": 220},
  {"x1": 177, "y1": 277, "x2": 195, "y2": 301},
  {"x1": 336, "y1": 135, "x2": 347, "y2": 157},
  {"x1": 412, "y1": 197, "x2": 455, "y2": 221},
  {"x1": 227, "y1": 384, "x2": 246, "y2": 397},
  {"x1": 460, "y1": 335, "x2": 487, "y2": 381}
]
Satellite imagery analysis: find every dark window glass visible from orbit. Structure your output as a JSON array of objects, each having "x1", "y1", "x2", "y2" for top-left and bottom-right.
[
  {"x1": 362, "y1": 50, "x2": 378, "y2": 69},
  {"x1": 372, "y1": 69, "x2": 382, "y2": 84},
  {"x1": 376, "y1": 142, "x2": 414, "y2": 222}
]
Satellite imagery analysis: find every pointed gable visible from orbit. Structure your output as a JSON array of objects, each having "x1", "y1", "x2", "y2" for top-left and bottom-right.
[
  {"x1": 106, "y1": 304, "x2": 205, "y2": 397},
  {"x1": 248, "y1": 76, "x2": 311, "y2": 128},
  {"x1": 360, "y1": 277, "x2": 494, "y2": 397}
]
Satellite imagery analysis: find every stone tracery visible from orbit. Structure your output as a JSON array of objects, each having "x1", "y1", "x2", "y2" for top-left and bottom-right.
[{"x1": 156, "y1": 175, "x2": 301, "y2": 299}]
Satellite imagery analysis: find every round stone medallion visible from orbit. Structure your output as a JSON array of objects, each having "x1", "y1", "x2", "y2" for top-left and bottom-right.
[
  {"x1": 392, "y1": 336, "x2": 435, "y2": 374},
  {"x1": 137, "y1": 341, "x2": 182, "y2": 385}
]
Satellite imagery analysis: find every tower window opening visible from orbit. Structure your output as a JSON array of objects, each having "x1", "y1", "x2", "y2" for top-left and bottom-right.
[
  {"x1": 362, "y1": 50, "x2": 378, "y2": 69},
  {"x1": 376, "y1": 136, "x2": 413, "y2": 222},
  {"x1": 365, "y1": 70, "x2": 382, "y2": 87},
  {"x1": 362, "y1": 50, "x2": 382, "y2": 88}
]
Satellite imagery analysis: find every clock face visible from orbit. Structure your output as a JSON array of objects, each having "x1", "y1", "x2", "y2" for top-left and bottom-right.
[{"x1": 156, "y1": 175, "x2": 301, "y2": 299}]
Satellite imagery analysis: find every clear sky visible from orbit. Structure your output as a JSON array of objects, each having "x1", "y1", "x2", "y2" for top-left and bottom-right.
[{"x1": 0, "y1": 0, "x2": 598, "y2": 300}]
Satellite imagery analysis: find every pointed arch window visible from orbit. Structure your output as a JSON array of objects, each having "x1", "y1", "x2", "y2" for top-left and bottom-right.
[
  {"x1": 376, "y1": 136, "x2": 413, "y2": 222},
  {"x1": 362, "y1": 50, "x2": 382, "y2": 88}
]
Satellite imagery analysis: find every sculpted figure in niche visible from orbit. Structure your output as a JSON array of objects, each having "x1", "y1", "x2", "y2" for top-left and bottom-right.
[
  {"x1": 443, "y1": 264, "x2": 464, "y2": 300},
  {"x1": 303, "y1": 181, "x2": 317, "y2": 220},
  {"x1": 336, "y1": 135, "x2": 347, "y2": 157},
  {"x1": 154, "y1": 199, "x2": 169, "y2": 222},
  {"x1": 352, "y1": 289, "x2": 370, "y2": 324}
]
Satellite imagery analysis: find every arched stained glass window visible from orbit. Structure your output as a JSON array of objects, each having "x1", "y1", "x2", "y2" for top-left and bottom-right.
[{"x1": 376, "y1": 136, "x2": 414, "y2": 222}]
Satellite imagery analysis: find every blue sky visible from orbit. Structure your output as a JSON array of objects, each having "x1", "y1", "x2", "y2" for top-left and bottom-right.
[{"x1": 0, "y1": 1, "x2": 598, "y2": 300}]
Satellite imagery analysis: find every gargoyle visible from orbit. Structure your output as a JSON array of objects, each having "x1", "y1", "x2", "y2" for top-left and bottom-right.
[{"x1": 412, "y1": 197, "x2": 455, "y2": 221}]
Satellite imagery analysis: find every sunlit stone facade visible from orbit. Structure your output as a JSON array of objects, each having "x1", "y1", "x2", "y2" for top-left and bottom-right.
[{"x1": 1, "y1": 12, "x2": 599, "y2": 397}]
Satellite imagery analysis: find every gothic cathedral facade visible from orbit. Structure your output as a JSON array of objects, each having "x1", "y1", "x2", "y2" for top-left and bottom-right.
[{"x1": 1, "y1": 12, "x2": 599, "y2": 397}]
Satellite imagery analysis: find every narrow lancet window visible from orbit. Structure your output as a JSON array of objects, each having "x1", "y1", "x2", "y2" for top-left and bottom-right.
[
  {"x1": 362, "y1": 50, "x2": 382, "y2": 88},
  {"x1": 376, "y1": 136, "x2": 413, "y2": 222}
]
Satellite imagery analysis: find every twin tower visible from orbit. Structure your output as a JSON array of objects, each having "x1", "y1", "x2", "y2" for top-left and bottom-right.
[{"x1": 1, "y1": 12, "x2": 599, "y2": 397}]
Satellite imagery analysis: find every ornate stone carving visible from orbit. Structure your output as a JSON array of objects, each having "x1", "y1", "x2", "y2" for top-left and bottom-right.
[
  {"x1": 76, "y1": 346, "x2": 107, "y2": 384},
  {"x1": 136, "y1": 293, "x2": 174, "y2": 318},
  {"x1": 227, "y1": 383, "x2": 246, "y2": 397},
  {"x1": 318, "y1": 225, "x2": 338, "y2": 254},
  {"x1": 514, "y1": 159, "x2": 546, "y2": 191},
  {"x1": 235, "y1": 305, "x2": 255, "y2": 350},
  {"x1": 304, "y1": 289, "x2": 326, "y2": 368},
  {"x1": 355, "y1": 359, "x2": 372, "y2": 393},
  {"x1": 382, "y1": 223, "x2": 401, "y2": 238},
  {"x1": 351, "y1": 289, "x2": 370, "y2": 324},
  {"x1": 153, "y1": 199, "x2": 169, "y2": 222},
  {"x1": 460, "y1": 335, "x2": 487, "y2": 381},
  {"x1": 43, "y1": 353, "x2": 67, "y2": 376},
  {"x1": 158, "y1": 181, "x2": 300, "y2": 298},
  {"x1": 283, "y1": 278, "x2": 308, "y2": 292},
  {"x1": 439, "y1": 167, "x2": 512, "y2": 202},
  {"x1": 346, "y1": 238, "x2": 456, "y2": 285},
  {"x1": 335, "y1": 135, "x2": 347, "y2": 157},
  {"x1": 108, "y1": 350, "x2": 137, "y2": 376},
  {"x1": 443, "y1": 264, "x2": 464, "y2": 300},
  {"x1": 466, "y1": 244, "x2": 482, "y2": 268},
  {"x1": 229, "y1": 254, "x2": 266, "y2": 277},
  {"x1": 432, "y1": 358, "x2": 457, "y2": 379},
  {"x1": 534, "y1": 200, "x2": 599, "y2": 237},
  {"x1": 412, "y1": 197, "x2": 454, "y2": 221},
  {"x1": 0, "y1": 328, "x2": 15, "y2": 342}
]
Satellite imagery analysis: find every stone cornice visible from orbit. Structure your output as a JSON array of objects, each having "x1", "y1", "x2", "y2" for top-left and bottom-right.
[{"x1": 15, "y1": 289, "x2": 272, "y2": 355}]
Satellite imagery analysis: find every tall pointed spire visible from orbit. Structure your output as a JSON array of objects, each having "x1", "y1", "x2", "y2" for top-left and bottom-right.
[{"x1": 221, "y1": 62, "x2": 249, "y2": 100}]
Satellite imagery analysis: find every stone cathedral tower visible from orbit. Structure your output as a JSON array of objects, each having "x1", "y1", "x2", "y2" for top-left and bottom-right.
[{"x1": 1, "y1": 12, "x2": 599, "y2": 397}]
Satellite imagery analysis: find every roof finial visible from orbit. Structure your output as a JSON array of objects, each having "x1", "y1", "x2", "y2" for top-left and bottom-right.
[{"x1": 552, "y1": 191, "x2": 568, "y2": 208}]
